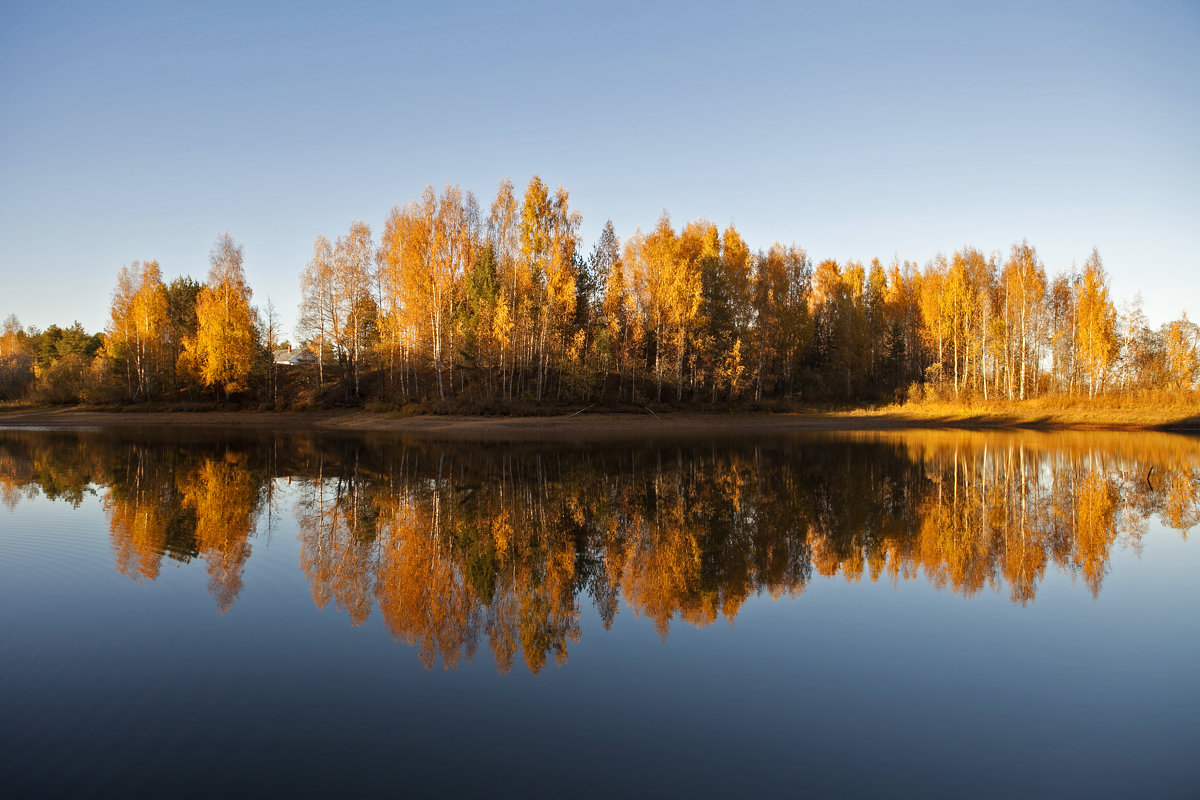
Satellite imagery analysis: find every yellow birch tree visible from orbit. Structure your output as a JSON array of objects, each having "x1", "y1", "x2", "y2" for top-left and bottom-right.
[
  {"x1": 1075, "y1": 249, "x2": 1117, "y2": 397},
  {"x1": 186, "y1": 233, "x2": 257, "y2": 397}
]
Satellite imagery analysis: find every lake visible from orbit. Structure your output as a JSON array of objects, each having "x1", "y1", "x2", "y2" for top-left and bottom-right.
[{"x1": 1, "y1": 426, "x2": 1197, "y2": 797}]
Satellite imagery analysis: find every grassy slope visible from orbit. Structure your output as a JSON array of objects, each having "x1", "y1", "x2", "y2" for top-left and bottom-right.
[{"x1": 848, "y1": 392, "x2": 1200, "y2": 430}]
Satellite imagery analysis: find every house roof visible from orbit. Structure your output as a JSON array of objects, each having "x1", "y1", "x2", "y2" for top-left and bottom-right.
[{"x1": 272, "y1": 348, "x2": 316, "y2": 365}]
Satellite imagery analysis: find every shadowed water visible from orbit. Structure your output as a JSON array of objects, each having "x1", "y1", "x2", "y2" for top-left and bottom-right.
[{"x1": 1, "y1": 428, "x2": 1197, "y2": 797}]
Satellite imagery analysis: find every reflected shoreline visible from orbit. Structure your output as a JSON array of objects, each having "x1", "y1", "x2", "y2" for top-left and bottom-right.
[{"x1": 2, "y1": 428, "x2": 1197, "y2": 672}]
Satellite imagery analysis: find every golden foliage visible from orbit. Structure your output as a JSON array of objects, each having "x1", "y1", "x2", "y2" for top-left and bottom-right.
[{"x1": 185, "y1": 234, "x2": 256, "y2": 395}]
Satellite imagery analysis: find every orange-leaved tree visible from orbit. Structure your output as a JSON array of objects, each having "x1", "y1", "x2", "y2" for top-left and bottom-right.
[{"x1": 185, "y1": 233, "x2": 257, "y2": 398}]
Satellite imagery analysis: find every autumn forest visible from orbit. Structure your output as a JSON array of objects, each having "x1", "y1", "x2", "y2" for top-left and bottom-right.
[{"x1": 1, "y1": 177, "x2": 1197, "y2": 408}]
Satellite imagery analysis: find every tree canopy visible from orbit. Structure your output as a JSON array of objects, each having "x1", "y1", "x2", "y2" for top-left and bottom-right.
[{"x1": 3, "y1": 177, "x2": 1197, "y2": 406}]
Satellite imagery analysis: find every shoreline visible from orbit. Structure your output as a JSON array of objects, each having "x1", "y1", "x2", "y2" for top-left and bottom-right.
[{"x1": 1, "y1": 407, "x2": 1197, "y2": 439}]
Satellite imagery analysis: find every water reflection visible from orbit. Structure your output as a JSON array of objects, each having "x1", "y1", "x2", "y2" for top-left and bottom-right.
[{"x1": 1, "y1": 429, "x2": 1197, "y2": 671}]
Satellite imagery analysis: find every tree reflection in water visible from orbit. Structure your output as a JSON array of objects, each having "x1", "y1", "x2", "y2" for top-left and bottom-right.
[{"x1": 2, "y1": 429, "x2": 1196, "y2": 671}]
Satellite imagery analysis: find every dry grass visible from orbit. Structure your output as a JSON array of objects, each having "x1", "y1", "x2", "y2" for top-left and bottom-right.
[
  {"x1": 3, "y1": 392, "x2": 1199, "y2": 434},
  {"x1": 850, "y1": 391, "x2": 1200, "y2": 430}
]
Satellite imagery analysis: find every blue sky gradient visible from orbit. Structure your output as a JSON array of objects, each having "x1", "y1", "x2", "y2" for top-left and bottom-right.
[{"x1": 2, "y1": 0, "x2": 1197, "y2": 335}]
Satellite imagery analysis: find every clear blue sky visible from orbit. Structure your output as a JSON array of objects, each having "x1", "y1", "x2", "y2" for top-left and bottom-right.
[{"x1": 2, "y1": 0, "x2": 1197, "y2": 336}]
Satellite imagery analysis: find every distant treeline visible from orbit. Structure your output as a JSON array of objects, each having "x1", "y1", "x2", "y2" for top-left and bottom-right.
[{"x1": 1, "y1": 176, "x2": 1197, "y2": 406}]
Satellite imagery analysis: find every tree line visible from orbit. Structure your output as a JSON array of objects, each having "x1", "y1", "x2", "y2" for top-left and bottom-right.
[
  {"x1": 2, "y1": 430, "x2": 1196, "y2": 670},
  {"x1": 2, "y1": 176, "x2": 1197, "y2": 406}
]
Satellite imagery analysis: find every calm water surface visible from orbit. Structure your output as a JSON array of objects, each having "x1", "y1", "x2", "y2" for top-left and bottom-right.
[{"x1": 1, "y1": 428, "x2": 1198, "y2": 797}]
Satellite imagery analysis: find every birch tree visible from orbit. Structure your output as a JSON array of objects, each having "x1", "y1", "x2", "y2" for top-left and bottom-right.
[
  {"x1": 1075, "y1": 249, "x2": 1117, "y2": 396},
  {"x1": 299, "y1": 235, "x2": 336, "y2": 390},
  {"x1": 187, "y1": 233, "x2": 257, "y2": 397}
]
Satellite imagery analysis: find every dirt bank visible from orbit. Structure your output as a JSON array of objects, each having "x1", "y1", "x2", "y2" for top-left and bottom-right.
[{"x1": 1, "y1": 406, "x2": 1195, "y2": 439}]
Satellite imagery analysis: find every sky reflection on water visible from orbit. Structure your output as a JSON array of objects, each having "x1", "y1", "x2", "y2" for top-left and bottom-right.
[{"x1": 1, "y1": 428, "x2": 1197, "y2": 797}]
